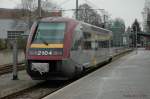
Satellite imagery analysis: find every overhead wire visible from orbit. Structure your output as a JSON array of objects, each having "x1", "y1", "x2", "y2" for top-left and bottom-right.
[
  {"x1": 82, "y1": 0, "x2": 110, "y2": 23},
  {"x1": 84, "y1": 0, "x2": 100, "y2": 10},
  {"x1": 46, "y1": 0, "x2": 108, "y2": 19},
  {"x1": 84, "y1": 0, "x2": 106, "y2": 13},
  {"x1": 59, "y1": 0, "x2": 72, "y2": 7}
]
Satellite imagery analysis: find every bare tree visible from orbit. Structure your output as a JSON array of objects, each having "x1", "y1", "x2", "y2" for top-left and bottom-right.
[
  {"x1": 13, "y1": 0, "x2": 61, "y2": 29},
  {"x1": 75, "y1": 4, "x2": 102, "y2": 27}
]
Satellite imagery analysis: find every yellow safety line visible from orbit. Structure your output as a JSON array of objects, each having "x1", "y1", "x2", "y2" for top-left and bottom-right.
[{"x1": 30, "y1": 44, "x2": 64, "y2": 48}]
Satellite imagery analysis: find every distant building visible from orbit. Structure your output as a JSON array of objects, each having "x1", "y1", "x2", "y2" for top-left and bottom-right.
[
  {"x1": 0, "y1": 8, "x2": 29, "y2": 39},
  {"x1": 142, "y1": 0, "x2": 150, "y2": 32},
  {"x1": 0, "y1": 8, "x2": 63, "y2": 39},
  {"x1": 0, "y1": 19, "x2": 14, "y2": 39}
]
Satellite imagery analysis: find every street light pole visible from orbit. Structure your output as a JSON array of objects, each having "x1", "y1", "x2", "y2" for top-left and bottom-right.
[
  {"x1": 12, "y1": 40, "x2": 18, "y2": 80},
  {"x1": 134, "y1": 25, "x2": 138, "y2": 54},
  {"x1": 38, "y1": 0, "x2": 41, "y2": 18},
  {"x1": 97, "y1": 9, "x2": 106, "y2": 28},
  {"x1": 76, "y1": 0, "x2": 79, "y2": 20},
  {"x1": 135, "y1": 26, "x2": 138, "y2": 54}
]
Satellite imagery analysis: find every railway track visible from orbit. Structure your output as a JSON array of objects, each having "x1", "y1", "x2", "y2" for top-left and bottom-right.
[
  {"x1": 2, "y1": 80, "x2": 73, "y2": 99},
  {"x1": 0, "y1": 63, "x2": 25, "y2": 75}
]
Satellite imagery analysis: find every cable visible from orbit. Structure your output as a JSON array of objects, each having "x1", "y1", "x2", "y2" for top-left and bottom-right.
[
  {"x1": 83, "y1": 0, "x2": 105, "y2": 13},
  {"x1": 84, "y1": 0, "x2": 100, "y2": 9},
  {"x1": 59, "y1": 0, "x2": 74, "y2": 7},
  {"x1": 59, "y1": 0, "x2": 72, "y2": 6}
]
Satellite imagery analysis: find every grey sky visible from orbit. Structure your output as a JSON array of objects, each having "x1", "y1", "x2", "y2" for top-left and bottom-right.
[
  {"x1": 0, "y1": 0, "x2": 19, "y2": 8},
  {"x1": 58, "y1": 0, "x2": 145, "y2": 27},
  {"x1": 0, "y1": 0, "x2": 145, "y2": 27}
]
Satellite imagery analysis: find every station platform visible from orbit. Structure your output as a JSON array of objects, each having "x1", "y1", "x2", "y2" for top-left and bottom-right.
[
  {"x1": 0, "y1": 70, "x2": 41, "y2": 98},
  {"x1": 43, "y1": 49, "x2": 150, "y2": 99}
]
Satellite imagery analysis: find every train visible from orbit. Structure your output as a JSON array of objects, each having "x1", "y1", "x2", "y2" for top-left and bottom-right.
[{"x1": 25, "y1": 17, "x2": 113, "y2": 80}]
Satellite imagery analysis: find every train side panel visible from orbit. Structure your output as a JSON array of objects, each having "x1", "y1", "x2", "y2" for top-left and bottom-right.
[{"x1": 70, "y1": 22, "x2": 112, "y2": 71}]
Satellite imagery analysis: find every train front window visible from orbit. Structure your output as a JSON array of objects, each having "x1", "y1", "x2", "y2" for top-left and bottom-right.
[{"x1": 33, "y1": 22, "x2": 66, "y2": 44}]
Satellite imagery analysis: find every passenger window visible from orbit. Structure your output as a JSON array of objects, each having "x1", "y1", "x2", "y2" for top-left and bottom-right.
[
  {"x1": 83, "y1": 41, "x2": 91, "y2": 49},
  {"x1": 71, "y1": 25, "x2": 110, "y2": 50},
  {"x1": 82, "y1": 32, "x2": 91, "y2": 50},
  {"x1": 98, "y1": 41, "x2": 109, "y2": 48}
]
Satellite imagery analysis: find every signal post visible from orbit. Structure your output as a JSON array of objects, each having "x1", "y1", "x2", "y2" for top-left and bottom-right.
[{"x1": 7, "y1": 30, "x2": 24, "y2": 80}]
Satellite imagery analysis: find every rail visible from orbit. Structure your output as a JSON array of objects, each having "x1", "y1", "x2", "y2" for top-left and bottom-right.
[{"x1": 0, "y1": 63, "x2": 25, "y2": 75}]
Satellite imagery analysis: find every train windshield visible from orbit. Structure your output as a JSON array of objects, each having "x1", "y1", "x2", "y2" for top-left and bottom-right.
[{"x1": 33, "y1": 22, "x2": 66, "y2": 44}]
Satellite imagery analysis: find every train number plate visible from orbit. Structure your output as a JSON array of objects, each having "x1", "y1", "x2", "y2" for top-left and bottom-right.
[{"x1": 37, "y1": 50, "x2": 52, "y2": 56}]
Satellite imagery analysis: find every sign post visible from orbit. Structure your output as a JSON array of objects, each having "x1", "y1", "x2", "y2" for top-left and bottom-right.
[{"x1": 7, "y1": 30, "x2": 24, "y2": 80}]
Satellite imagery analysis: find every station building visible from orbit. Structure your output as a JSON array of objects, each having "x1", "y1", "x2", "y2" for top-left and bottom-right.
[{"x1": 0, "y1": 8, "x2": 28, "y2": 39}]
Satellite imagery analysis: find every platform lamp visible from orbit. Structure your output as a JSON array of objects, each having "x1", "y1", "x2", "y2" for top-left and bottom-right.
[{"x1": 131, "y1": 25, "x2": 138, "y2": 54}]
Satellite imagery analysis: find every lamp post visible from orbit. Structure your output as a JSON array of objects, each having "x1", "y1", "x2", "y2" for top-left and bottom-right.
[
  {"x1": 76, "y1": 0, "x2": 79, "y2": 20},
  {"x1": 135, "y1": 26, "x2": 138, "y2": 54},
  {"x1": 132, "y1": 25, "x2": 138, "y2": 54},
  {"x1": 97, "y1": 9, "x2": 107, "y2": 28},
  {"x1": 38, "y1": 0, "x2": 41, "y2": 18}
]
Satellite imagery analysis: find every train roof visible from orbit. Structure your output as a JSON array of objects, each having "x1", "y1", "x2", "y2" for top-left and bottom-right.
[
  {"x1": 80, "y1": 22, "x2": 112, "y2": 35},
  {"x1": 81, "y1": 22, "x2": 112, "y2": 33},
  {"x1": 40, "y1": 17, "x2": 112, "y2": 35},
  {"x1": 40, "y1": 17, "x2": 77, "y2": 23}
]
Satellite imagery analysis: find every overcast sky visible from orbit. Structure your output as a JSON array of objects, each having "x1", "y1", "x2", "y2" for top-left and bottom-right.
[
  {"x1": 58, "y1": 0, "x2": 145, "y2": 27},
  {"x1": 0, "y1": 0, "x2": 146, "y2": 27}
]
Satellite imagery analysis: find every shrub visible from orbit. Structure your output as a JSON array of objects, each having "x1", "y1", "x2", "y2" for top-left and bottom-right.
[{"x1": 0, "y1": 39, "x2": 6, "y2": 50}]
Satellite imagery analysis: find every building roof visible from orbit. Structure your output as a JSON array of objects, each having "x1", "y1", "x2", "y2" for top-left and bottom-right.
[
  {"x1": 0, "y1": 8, "x2": 24, "y2": 19},
  {"x1": 0, "y1": 8, "x2": 61, "y2": 20}
]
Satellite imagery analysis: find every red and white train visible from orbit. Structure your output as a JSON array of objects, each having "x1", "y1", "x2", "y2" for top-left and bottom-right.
[{"x1": 26, "y1": 17, "x2": 113, "y2": 80}]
